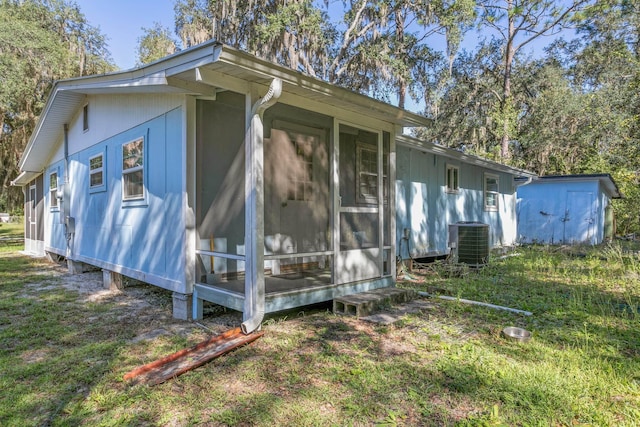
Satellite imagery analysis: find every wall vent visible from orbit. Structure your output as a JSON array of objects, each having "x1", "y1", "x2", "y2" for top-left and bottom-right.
[{"x1": 448, "y1": 222, "x2": 490, "y2": 266}]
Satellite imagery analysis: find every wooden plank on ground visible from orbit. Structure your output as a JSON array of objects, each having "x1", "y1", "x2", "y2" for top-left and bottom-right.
[{"x1": 124, "y1": 327, "x2": 264, "y2": 386}]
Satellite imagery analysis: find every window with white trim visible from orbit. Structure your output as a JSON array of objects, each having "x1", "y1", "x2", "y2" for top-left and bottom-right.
[
  {"x1": 49, "y1": 172, "x2": 58, "y2": 209},
  {"x1": 122, "y1": 138, "x2": 144, "y2": 200},
  {"x1": 356, "y1": 142, "x2": 388, "y2": 205},
  {"x1": 446, "y1": 164, "x2": 459, "y2": 193},
  {"x1": 83, "y1": 104, "x2": 89, "y2": 132},
  {"x1": 89, "y1": 153, "x2": 104, "y2": 188},
  {"x1": 484, "y1": 173, "x2": 499, "y2": 211}
]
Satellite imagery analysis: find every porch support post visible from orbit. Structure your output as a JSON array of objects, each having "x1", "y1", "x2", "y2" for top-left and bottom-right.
[{"x1": 242, "y1": 78, "x2": 282, "y2": 334}]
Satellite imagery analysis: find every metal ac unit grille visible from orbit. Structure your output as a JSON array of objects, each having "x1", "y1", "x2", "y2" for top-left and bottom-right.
[{"x1": 449, "y1": 222, "x2": 490, "y2": 266}]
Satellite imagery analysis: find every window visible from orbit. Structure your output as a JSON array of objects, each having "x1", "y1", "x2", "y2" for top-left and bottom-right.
[
  {"x1": 446, "y1": 165, "x2": 459, "y2": 193},
  {"x1": 89, "y1": 154, "x2": 104, "y2": 188},
  {"x1": 122, "y1": 138, "x2": 144, "y2": 200},
  {"x1": 484, "y1": 173, "x2": 499, "y2": 211},
  {"x1": 83, "y1": 104, "x2": 89, "y2": 132},
  {"x1": 49, "y1": 172, "x2": 58, "y2": 209},
  {"x1": 288, "y1": 138, "x2": 313, "y2": 201},
  {"x1": 356, "y1": 142, "x2": 388, "y2": 205}
]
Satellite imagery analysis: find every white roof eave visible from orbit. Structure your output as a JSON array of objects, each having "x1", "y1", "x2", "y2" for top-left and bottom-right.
[{"x1": 10, "y1": 171, "x2": 41, "y2": 187}]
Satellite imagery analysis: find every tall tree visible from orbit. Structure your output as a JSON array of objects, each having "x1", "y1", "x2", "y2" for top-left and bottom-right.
[
  {"x1": 573, "y1": 0, "x2": 640, "y2": 234},
  {"x1": 136, "y1": 22, "x2": 178, "y2": 65},
  {"x1": 167, "y1": 0, "x2": 475, "y2": 109},
  {"x1": 476, "y1": 0, "x2": 594, "y2": 160},
  {"x1": 0, "y1": 0, "x2": 113, "y2": 212},
  {"x1": 416, "y1": 40, "x2": 506, "y2": 156}
]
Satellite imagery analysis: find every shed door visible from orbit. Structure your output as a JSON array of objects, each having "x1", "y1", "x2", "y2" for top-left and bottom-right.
[{"x1": 564, "y1": 191, "x2": 595, "y2": 244}]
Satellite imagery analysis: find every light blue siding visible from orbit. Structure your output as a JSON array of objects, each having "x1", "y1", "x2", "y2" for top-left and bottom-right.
[
  {"x1": 396, "y1": 145, "x2": 517, "y2": 257},
  {"x1": 47, "y1": 108, "x2": 186, "y2": 292},
  {"x1": 517, "y1": 180, "x2": 606, "y2": 245}
]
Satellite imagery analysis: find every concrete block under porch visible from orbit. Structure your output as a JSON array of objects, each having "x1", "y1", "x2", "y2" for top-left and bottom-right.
[{"x1": 333, "y1": 287, "x2": 417, "y2": 317}]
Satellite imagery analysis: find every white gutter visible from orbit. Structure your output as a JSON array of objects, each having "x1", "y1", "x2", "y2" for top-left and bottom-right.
[{"x1": 241, "y1": 78, "x2": 282, "y2": 335}]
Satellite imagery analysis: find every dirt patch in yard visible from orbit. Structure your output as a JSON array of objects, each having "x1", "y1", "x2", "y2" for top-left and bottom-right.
[{"x1": 20, "y1": 259, "x2": 244, "y2": 344}]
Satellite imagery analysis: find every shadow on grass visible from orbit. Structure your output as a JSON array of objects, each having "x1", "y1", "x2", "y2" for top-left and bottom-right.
[
  {"x1": 2, "y1": 244, "x2": 640, "y2": 426},
  {"x1": 0, "y1": 252, "x2": 190, "y2": 426}
]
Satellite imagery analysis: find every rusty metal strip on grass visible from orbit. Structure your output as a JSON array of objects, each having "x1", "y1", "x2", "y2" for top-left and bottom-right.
[{"x1": 124, "y1": 327, "x2": 264, "y2": 386}]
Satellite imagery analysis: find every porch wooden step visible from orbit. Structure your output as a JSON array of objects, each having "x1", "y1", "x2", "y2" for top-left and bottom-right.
[{"x1": 333, "y1": 287, "x2": 417, "y2": 317}]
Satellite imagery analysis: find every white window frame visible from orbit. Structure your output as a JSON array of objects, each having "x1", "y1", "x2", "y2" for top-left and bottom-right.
[
  {"x1": 484, "y1": 173, "x2": 499, "y2": 211},
  {"x1": 122, "y1": 137, "x2": 145, "y2": 203},
  {"x1": 356, "y1": 141, "x2": 388, "y2": 205},
  {"x1": 288, "y1": 136, "x2": 314, "y2": 202},
  {"x1": 82, "y1": 103, "x2": 89, "y2": 132},
  {"x1": 89, "y1": 152, "x2": 105, "y2": 193},
  {"x1": 49, "y1": 171, "x2": 59, "y2": 210},
  {"x1": 446, "y1": 164, "x2": 459, "y2": 193}
]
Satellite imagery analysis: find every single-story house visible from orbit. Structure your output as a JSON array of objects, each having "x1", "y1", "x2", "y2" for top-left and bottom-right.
[
  {"x1": 516, "y1": 174, "x2": 622, "y2": 245},
  {"x1": 12, "y1": 41, "x2": 534, "y2": 332}
]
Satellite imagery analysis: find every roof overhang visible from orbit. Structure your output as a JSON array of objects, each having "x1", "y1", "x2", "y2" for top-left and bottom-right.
[
  {"x1": 535, "y1": 174, "x2": 623, "y2": 199},
  {"x1": 397, "y1": 134, "x2": 537, "y2": 178},
  {"x1": 11, "y1": 171, "x2": 41, "y2": 187},
  {"x1": 20, "y1": 41, "x2": 429, "y2": 173}
]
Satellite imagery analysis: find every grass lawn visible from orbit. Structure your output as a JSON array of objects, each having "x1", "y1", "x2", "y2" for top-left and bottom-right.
[
  {"x1": 1, "y1": 242, "x2": 639, "y2": 426},
  {"x1": 0, "y1": 221, "x2": 24, "y2": 252}
]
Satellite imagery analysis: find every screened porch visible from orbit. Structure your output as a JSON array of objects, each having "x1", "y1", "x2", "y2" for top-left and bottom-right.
[{"x1": 192, "y1": 92, "x2": 395, "y2": 318}]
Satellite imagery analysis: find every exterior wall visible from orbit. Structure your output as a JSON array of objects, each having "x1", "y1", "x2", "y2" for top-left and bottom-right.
[
  {"x1": 517, "y1": 180, "x2": 606, "y2": 245},
  {"x1": 47, "y1": 94, "x2": 185, "y2": 166},
  {"x1": 395, "y1": 145, "x2": 517, "y2": 258},
  {"x1": 44, "y1": 102, "x2": 188, "y2": 292}
]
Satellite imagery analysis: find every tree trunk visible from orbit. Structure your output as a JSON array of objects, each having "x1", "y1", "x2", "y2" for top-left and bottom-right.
[
  {"x1": 396, "y1": 6, "x2": 406, "y2": 109},
  {"x1": 500, "y1": 0, "x2": 515, "y2": 160}
]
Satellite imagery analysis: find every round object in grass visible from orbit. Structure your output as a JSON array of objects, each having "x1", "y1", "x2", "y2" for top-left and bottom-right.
[{"x1": 502, "y1": 326, "x2": 531, "y2": 342}]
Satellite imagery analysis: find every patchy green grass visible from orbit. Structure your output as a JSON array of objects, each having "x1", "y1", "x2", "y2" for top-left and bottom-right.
[
  {"x1": 1, "y1": 242, "x2": 639, "y2": 426},
  {"x1": 0, "y1": 221, "x2": 23, "y2": 252}
]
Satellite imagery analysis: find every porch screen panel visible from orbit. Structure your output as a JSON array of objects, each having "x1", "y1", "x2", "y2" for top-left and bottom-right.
[
  {"x1": 338, "y1": 125, "x2": 381, "y2": 250},
  {"x1": 263, "y1": 117, "x2": 331, "y2": 277},
  {"x1": 339, "y1": 212, "x2": 379, "y2": 250},
  {"x1": 196, "y1": 93, "x2": 246, "y2": 283}
]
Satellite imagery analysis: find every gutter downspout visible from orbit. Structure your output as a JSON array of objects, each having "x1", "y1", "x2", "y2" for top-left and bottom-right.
[
  {"x1": 241, "y1": 78, "x2": 282, "y2": 335},
  {"x1": 514, "y1": 176, "x2": 533, "y2": 188}
]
